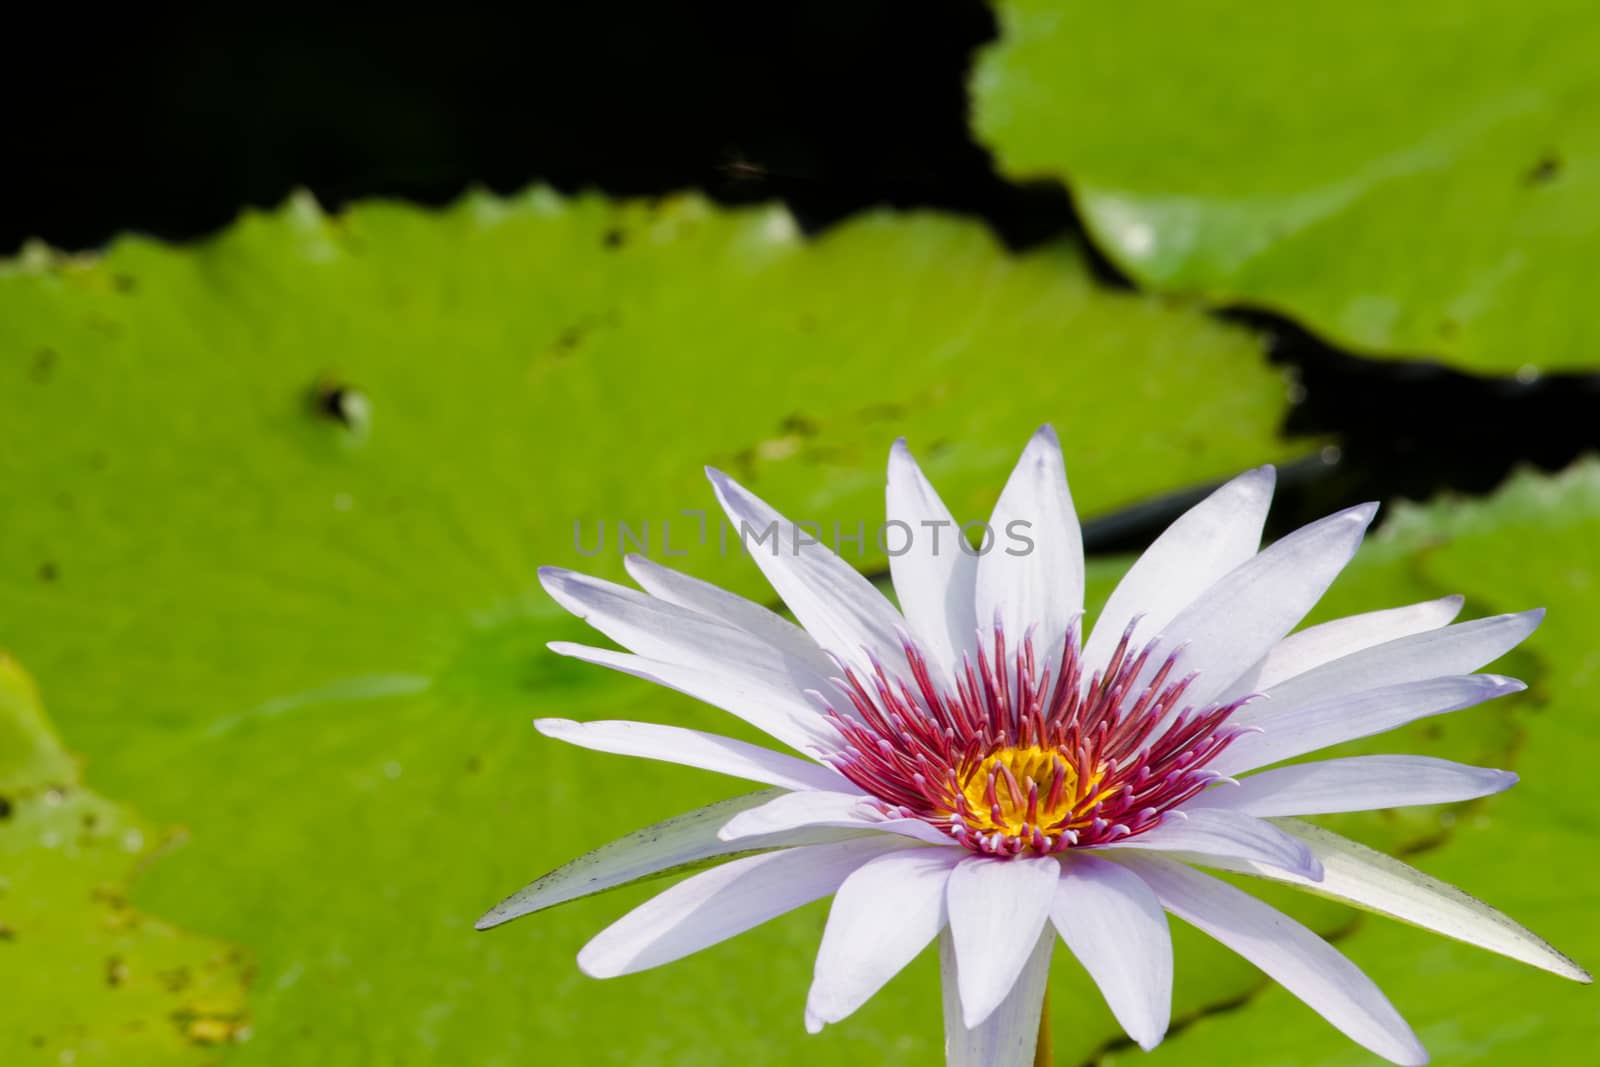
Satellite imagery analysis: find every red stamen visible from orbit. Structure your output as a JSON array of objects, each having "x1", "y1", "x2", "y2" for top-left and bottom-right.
[{"x1": 825, "y1": 622, "x2": 1251, "y2": 857}]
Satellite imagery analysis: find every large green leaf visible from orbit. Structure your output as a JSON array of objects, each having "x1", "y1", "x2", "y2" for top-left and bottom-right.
[
  {"x1": 0, "y1": 656, "x2": 250, "y2": 1065},
  {"x1": 0, "y1": 190, "x2": 1303, "y2": 1064},
  {"x1": 974, "y1": 2, "x2": 1600, "y2": 372},
  {"x1": 1114, "y1": 461, "x2": 1600, "y2": 1065}
]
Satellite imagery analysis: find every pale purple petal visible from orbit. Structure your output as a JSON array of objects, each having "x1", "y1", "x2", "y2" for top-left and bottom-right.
[
  {"x1": 940, "y1": 925, "x2": 1054, "y2": 1067},
  {"x1": 974, "y1": 425, "x2": 1084, "y2": 658},
  {"x1": 1187, "y1": 755, "x2": 1517, "y2": 817},
  {"x1": 886, "y1": 438, "x2": 978, "y2": 680},
  {"x1": 577, "y1": 836, "x2": 904, "y2": 977},
  {"x1": 1238, "y1": 609, "x2": 1544, "y2": 722},
  {"x1": 540, "y1": 566, "x2": 838, "y2": 696},
  {"x1": 1051, "y1": 854, "x2": 1172, "y2": 1050},
  {"x1": 547, "y1": 642, "x2": 833, "y2": 752},
  {"x1": 476, "y1": 791, "x2": 862, "y2": 930},
  {"x1": 1097, "y1": 809, "x2": 1321, "y2": 880},
  {"x1": 1084, "y1": 466, "x2": 1274, "y2": 673},
  {"x1": 623, "y1": 553, "x2": 836, "y2": 676},
  {"x1": 1143, "y1": 503, "x2": 1377, "y2": 709},
  {"x1": 805, "y1": 847, "x2": 961, "y2": 1031},
  {"x1": 1213, "y1": 674, "x2": 1525, "y2": 776},
  {"x1": 718, "y1": 789, "x2": 953, "y2": 847},
  {"x1": 1118, "y1": 854, "x2": 1428, "y2": 1065},
  {"x1": 535, "y1": 718, "x2": 849, "y2": 792},
  {"x1": 707, "y1": 467, "x2": 909, "y2": 676},
  {"x1": 1224, "y1": 595, "x2": 1465, "y2": 699},
  {"x1": 947, "y1": 854, "x2": 1062, "y2": 1027},
  {"x1": 1212, "y1": 819, "x2": 1591, "y2": 983}
]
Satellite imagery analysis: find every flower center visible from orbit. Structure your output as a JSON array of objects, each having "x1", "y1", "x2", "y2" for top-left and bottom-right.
[
  {"x1": 822, "y1": 620, "x2": 1255, "y2": 858},
  {"x1": 954, "y1": 745, "x2": 1114, "y2": 840}
]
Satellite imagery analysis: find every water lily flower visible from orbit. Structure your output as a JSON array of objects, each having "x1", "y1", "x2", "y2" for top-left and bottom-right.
[{"x1": 478, "y1": 427, "x2": 1588, "y2": 1065}]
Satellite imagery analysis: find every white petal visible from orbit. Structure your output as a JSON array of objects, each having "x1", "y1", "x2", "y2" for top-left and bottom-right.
[
  {"x1": 706, "y1": 467, "x2": 909, "y2": 676},
  {"x1": 1222, "y1": 819, "x2": 1591, "y2": 983},
  {"x1": 541, "y1": 566, "x2": 837, "y2": 696},
  {"x1": 1084, "y1": 466, "x2": 1274, "y2": 673},
  {"x1": 1144, "y1": 503, "x2": 1377, "y2": 709},
  {"x1": 940, "y1": 925, "x2": 1054, "y2": 1067},
  {"x1": 1226, "y1": 595, "x2": 1465, "y2": 699},
  {"x1": 577, "y1": 836, "x2": 903, "y2": 978},
  {"x1": 718, "y1": 789, "x2": 953, "y2": 846},
  {"x1": 548, "y1": 642, "x2": 832, "y2": 753},
  {"x1": 623, "y1": 553, "x2": 836, "y2": 676},
  {"x1": 1213, "y1": 674, "x2": 1525, "y2": 776},
  {"x1": 806, "y1": 847, "x2": 961, "y2": 1031},
  {"x1": 1051, "y1": 854, "x2": 1172, "y2": 1050},
  {"x1": 886, "y1": 439, "x2": 978, "y2": 679},
  {"x1": 475, "y1": 791, "x2": 862, "y2": 930},
  {"x1": 1097, "y1": 809, "x2": 1321, "y2": 880},
  {"x1": 947, "y1": 854, "x2": 1062, "y2": 1028},
  {"x1": 974, "y1": 425, "x2": 1084, "y2": 658},
  {"x1": 1117, "y1": 854, "x2": 1428, "y2": 1066},
  {"x1": 535, "y1": 719, "x2": 848, "y2": 792},
  {"x1": 1238, "y1": 609, "x2": 1544, "y2": 722},
  {"x1": 1187, "y1": 755, "x2": 1517, "y2": 817}
]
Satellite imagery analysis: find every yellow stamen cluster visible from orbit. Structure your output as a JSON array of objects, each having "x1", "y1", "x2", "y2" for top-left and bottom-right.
[{"x1": 955, "y1": 745, "x2": 1113, "y2": 839}]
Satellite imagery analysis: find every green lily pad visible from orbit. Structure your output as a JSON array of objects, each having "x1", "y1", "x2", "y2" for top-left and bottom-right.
[
  {"x1": 973, "y1": 2, "x2": 1600, "y2": 372},
  {"x1": 0, "y1": 190, "x2": 1304, "y2": 1064},
  {"x1": 0, "y1": 655, "x2": 250, "y2": 1066},
  {"x1": 1122, "y1": 461, "x2": 1600, "y2": 1064}
]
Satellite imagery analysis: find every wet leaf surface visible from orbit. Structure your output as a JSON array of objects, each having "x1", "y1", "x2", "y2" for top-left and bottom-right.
[
  {"x1": 0, "y1": 192, "x2": 1298, "y2": 1064},
  {"x1": 975, "y1": 1, "x2": 1600, "y2": 373}
]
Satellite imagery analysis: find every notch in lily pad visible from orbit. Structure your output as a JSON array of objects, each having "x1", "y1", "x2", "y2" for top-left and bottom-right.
[{"x1": 309, "y1": 377, "x2": 372, "y2": 440}]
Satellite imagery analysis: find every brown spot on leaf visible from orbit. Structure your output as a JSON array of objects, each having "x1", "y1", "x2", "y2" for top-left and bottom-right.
[
  {"x1": 778, "y1": 413, "x2": 819, "y2": 438},
  {"x1": 30, "y1": 348, "x2": 57, "y2": 383},
  {"x1": 549, "y1": 325, "x2": 586, "y2": 358},
  {"x1": 541, "y1": 310, "x2": 622, "y2": 363},
  {"x1": 859, "y1": 402, "x2": 907, "y2": 423},
  {"x1": 91, "y1": 884, "x2": 128, "y2": 910},
  {"x1": 158, "y1": 966, "x2": 192, "y2": 992},
  {"x1": 105, "y1": 955, "x2": 129, "y2": 987},
  {"x1": 1524, "y1": 152, "x2": 1562, "y2": 186}
]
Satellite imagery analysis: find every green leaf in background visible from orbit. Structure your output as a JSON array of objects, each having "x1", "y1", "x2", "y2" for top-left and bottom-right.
[
  {"x1": 1104, "y1": 461, "x2": 1600, "y2": 1065},
  {"x1": 973, "y1": 1, "x2": 1600, "y2": 373},
  {"x1": 0, "y1": 655, "x2": 250, "y2": 1065},
  {"x1": 0, "y1": 190, "x2": 1301, "y2": 1064}
]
